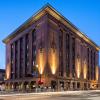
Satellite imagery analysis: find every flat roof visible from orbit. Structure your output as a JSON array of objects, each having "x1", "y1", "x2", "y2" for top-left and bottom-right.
[
  {"x1": 3, "y1": 3, "x2": 100, "y2": 50},
  {"x1": 0, "y1": 69, "x2": 5, "y2": 73}
]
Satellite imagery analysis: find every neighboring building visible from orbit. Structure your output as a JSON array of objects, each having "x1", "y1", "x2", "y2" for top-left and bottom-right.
[
  {"x1": 3, "y1": 4, "x2": 100, "y2": 91},
  {"x1": 0, "y1": 69, "x2": 5, "y2": 83},
  {"x1": 0, "y1": 69, "x2": 5, "y2": 91}
]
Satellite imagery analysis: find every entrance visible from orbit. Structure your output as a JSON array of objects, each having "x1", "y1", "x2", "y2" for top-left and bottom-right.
[
  {"x1": 60, "y1": 81, "x2": 64, "y2": 91},
  {"x1": 30, "y1": 81, "x2": 36, "y2": 91},
  {"x1": 24, "y1": 81, "x2": 29, "y2": 91},
  {"x1": 84, "y1": 83, "x2": 87, "y2": 90},
  {"x1": 77, "y1": 82, "x2": 80, "y2": 90},
  {"x1": 51, "y1": 80, "x2": 57, "y2": 90}
]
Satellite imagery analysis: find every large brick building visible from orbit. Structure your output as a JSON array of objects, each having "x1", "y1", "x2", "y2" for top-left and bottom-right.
[{"x1": 3, "y1": 4, "x2": 100, "y2": 91}]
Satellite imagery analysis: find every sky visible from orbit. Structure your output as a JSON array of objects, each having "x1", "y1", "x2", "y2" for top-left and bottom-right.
[{"x1": 0, "y1": 0, "x2": 100, "y2": 69}]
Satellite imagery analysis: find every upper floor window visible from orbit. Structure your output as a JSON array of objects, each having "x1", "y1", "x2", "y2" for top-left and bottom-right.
[{"x1": 32, "y1": 29, "x2": 36, "y2": 43}]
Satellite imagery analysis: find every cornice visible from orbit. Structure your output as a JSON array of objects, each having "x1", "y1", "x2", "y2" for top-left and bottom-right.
[{"x1": 3, "y1": 4, "x2": 100, "y2": 50}]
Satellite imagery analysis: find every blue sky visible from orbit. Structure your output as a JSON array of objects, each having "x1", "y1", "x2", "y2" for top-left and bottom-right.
[{"x1": 0, "y1": 0, "x2": 100, "y2": 69}]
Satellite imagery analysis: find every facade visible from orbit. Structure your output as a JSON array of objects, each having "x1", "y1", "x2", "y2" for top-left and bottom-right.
[{"x1": 3, "y1": 4, "x2": 100, "y2": 91}]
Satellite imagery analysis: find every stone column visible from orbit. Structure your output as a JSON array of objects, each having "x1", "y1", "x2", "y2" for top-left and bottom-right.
[
  {"x1": 75, "y1": 81, "x2": 77, "y2": 90},
  {"x1": 57, "y1": 79, "x2": 60, "y2": 91},
  {"x1": 80, "y1": 82, "x2": 83, "y2": 90},
  {"x1": 70, "y1": 81, "x2": 73, "y2": 90}
]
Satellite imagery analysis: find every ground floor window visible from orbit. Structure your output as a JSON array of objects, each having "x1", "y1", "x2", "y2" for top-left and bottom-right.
[
  {"x1": 73, "y1": 82, "x2": 75, "y2": 90},
  {"x1": 77, "y1": 82, "x2": 80, "y2": 89}
]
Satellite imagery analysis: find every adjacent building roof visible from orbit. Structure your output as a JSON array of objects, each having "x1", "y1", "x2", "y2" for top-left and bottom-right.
[
  {"x1": 3, "y1": 3, "x2": 100, "y2": 50},
  {"x1": 0, "y1": 69, "x2": 5, "y2": 73}
]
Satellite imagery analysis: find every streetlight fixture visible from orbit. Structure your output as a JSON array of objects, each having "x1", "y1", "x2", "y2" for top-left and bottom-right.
[{"x1": 36, "y1": 64, "x2": 38, "y2": 68}]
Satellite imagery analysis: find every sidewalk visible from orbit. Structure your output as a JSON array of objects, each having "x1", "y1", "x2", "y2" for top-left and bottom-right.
[{"x1": 0, "y1": 90, "x2": 100, "y2": 97}]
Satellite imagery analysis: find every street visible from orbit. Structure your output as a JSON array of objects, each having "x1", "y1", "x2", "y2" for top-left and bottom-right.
[{"x1": 0, "y1": 90, "x2": 100, "y2": 100}]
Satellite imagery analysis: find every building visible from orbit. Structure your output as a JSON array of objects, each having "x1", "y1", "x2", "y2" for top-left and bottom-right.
[
  {"x1": 0, "y1": 69, "x2": 5, "y2": 83},
  {"x1": 3, "y1": 4, "x2": 100, "y2": 91},
  {"x1": 0, "y1": 69, "x2": 5, "y2": 90}
]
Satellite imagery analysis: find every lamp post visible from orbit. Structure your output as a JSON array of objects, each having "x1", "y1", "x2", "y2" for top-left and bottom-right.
[
  {"x1": 36, "y1": 64, "x2": 42, "y2": 85},
  {"x1": 37, "y1": 32, "x2": 44, "y2": 85}
]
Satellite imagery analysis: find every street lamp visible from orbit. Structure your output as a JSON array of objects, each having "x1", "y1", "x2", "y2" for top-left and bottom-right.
[
  {"x1": 36, "y1": 64, "x2": 38, "y2": 68},
  {"x1": 36, "y1": 63, "x2": 43, "y2": 85},
  {"x1": 37, "y1": 32, "x2": 44, "y2": 85}
]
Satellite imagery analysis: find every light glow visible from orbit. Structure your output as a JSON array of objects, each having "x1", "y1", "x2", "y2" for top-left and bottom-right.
[
  {"x1": 76, "y1": 58, "x2": 81, "y2": 78},
  {"x1": 96, "y1": 66, "x2": 99, "y2": 81},
  {"x1": 37, "y1": 49, "x2": 46, "y2": 75},
  {"x1": 51, "y1": 50, "x2": 56, "y2": 74},
  {"x1": 6, "y1": 63, "x2": 10, "y2": 80},
  {"x1": 83, "y1": 60, "x2": 87, "y2": 79},
  {"x1": 39, "y1": 51, "x2": 43, "y2": 74},
  {"x1": 49, "y1": 49, "x2": 58, "y2": 75}
]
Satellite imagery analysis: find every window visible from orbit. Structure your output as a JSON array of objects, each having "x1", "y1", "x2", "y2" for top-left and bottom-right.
[
  {"x1": 25, "y1": 34, "x2": 29, "y2": 75},
  {"x1": 15, "y1": 41, "x2": 18, "y2": 79},
  {"x1": 91, "y1": 50, "x2": 93, "y2": 80},
  {"x1": 20, "y1": 38, "x2": 24, "y2": 78},
  {"x1": 87, "y1": 48, "x2": 90, "y2": 80},
  {"x1": 72, "y1": 37, "x2": 75, "y2": 77},
  {"x1": 32, "y1": 29, "x2": 36, "y2": 43},
  {"x1": 11, "y1": 44, "x2": 14, "y2": 79},
  {"x1": 93, "y1": 52, "x2": 96, "y2": 80},
  {"x1": 66, "y1": 34, "x2": 70, "y2": 77},
  {"x1": 59, "y1": 32, "x2": 63, "y2": 76},
  {"x1": 32, "y1": 29, "x2": 37, "y2": 74}
]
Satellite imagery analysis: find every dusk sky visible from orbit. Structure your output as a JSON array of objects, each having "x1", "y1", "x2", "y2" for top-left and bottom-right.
[{"x1": 0, "y1": 0, "x2": 100, "y2": 69}]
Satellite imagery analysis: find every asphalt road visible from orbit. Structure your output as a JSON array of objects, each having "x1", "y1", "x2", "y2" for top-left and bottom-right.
[{"x1": 0, "y1": 90, "x2": 100, "y2": 100}]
